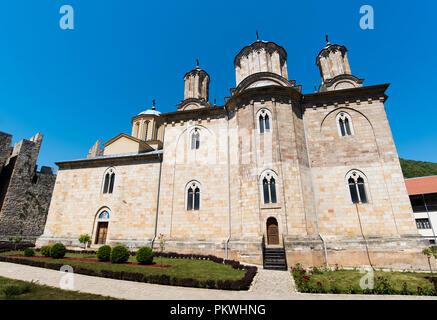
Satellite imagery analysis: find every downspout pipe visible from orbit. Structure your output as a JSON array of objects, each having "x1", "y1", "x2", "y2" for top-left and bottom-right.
[
  {"x1": 151, "y1": 152, "x2": 163, "y2": 248},
  {"x1": 225, "y1": 108, "x2": 232, "y2": 259},
  {"x1": 303, "y1": 116, "x2": 329, "y2": 267}
]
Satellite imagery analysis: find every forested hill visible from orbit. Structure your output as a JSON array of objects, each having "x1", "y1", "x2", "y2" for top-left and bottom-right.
[{"x1": 400, "y1": 158, "x2": 437, "y2": 179}]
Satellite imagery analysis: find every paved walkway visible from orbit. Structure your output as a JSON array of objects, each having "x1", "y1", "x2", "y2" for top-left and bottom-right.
[{"x1": 0, "y1": 262, "x2": 435, "y2": 300}]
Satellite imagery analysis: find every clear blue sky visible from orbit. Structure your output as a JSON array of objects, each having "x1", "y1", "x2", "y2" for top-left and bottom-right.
[{"x1": 0, "y1": 0, "x2": 435, "y2": 170}]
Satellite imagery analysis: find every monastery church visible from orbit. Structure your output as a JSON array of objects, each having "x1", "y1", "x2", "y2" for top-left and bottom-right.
[{"x1": 37, "y1": 37, "x2": 429, "y2": 269}]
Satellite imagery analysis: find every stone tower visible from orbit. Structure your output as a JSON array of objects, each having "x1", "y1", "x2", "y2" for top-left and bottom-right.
[
  {"x1": 131, "y1": 101, "x2": 164, "y2": 149},
  {"x1": 316, "y1": 37, "x2": 364, "y2": 92},
  {"x1": 234, "y1": 40, "x2": 288, "y2": 88},
  {"x1": 177, "y1": 63, "x2": 211, "y2": 111}
]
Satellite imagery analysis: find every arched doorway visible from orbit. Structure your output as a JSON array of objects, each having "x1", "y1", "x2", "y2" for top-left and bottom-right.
[
  {"x1": 95, "y1": 210, "x2": 110, "y2": 245},
  {"x1": 266, "y1": 217, "x2": 279, "y2": 245}
]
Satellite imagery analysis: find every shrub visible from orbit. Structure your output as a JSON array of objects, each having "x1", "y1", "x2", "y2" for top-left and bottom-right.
[
  {"x1": 40, "y1": 246, "x2": 51, "y2": 257},
  {"x1": 136, "y1": 247, "x2": 154, "y2": 265},
  {"x1": 50, "y1": 243, "x2": 66, "y2": 259},
  {"x1": 374, "y1": 277, "x2": 395, "y2": 295},
  {"x1": 23, "y1": 248, "x2": 35, "y2": 257},
  {"x1": 3, "y1": 285, "x2": 23, "y2": 298},
  {"x1": 110, "y1": 245, "x2": 130, "y2": 264},
  {"x1": 97, "y1": 245, "x2": 111, "y2": 261}
]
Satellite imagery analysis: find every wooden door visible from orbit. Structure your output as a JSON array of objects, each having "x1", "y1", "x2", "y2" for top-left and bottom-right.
[
  {"x1": 95, "y1": 222, "x2": 108, "y2": 244},
  {"x1": 267, "y1": 217, "x2": 279, "y2": 245}
]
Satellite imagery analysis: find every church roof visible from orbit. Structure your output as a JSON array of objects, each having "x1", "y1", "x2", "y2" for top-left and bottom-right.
[{"x1": 138, "y1": 109, "x2": 161, "y2": 116}]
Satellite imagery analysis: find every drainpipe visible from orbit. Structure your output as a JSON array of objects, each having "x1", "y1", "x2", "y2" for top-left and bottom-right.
[
  {"x1": 225, "y1": 109, "x2": 232, "y2": 259},
  {"x1": 303, "y1": 116, "x2": 329, "y2": 267},
  {"x1": 422, "y1": 194, "x2": 437, "y2": 244},
  {"x1": 151, "y1": 152, "x2": 163, "y2": 248}
]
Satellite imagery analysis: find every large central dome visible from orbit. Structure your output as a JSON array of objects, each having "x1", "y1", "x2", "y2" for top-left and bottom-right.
[{"x1": 233, "y1": 40, "x2": 288, "y2": 87}]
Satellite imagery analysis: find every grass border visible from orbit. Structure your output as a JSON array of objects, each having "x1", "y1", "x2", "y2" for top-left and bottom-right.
[{"x1": 0, "y1": 251, "x2": 257, "y2": 291}]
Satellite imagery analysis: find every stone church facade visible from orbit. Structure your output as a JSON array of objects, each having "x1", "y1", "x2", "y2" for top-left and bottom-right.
[{"x1": 37, "y1": 39, "x2": 429, "y2": 269}]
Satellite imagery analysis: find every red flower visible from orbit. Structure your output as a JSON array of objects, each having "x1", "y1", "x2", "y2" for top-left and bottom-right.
[
  {"x1": 300, "y1": 269, "x2": 306, "y2": 274},
  {"x1": 317, "y1": 281, "x2": 323, "y2": 286},
  {"x1": 417, "y1": 286, "x2": 423, "y2": 291},
  {"x1": 303, "y1": 276, "x2": 310, "y2": 281}
]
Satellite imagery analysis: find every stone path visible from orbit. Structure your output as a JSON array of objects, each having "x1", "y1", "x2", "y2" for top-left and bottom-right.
[{"x1": 0, "y1": 262, "x2": 435, "y2": 300}]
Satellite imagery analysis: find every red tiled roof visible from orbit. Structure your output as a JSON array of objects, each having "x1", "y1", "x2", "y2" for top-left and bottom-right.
[{"x1": 405, "y1": 176, "x2": 437, "y2": 195}]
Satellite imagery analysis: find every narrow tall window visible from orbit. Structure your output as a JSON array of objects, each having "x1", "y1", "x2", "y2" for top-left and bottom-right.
[
  {"x1": 261, "y1": 171, "x2": 278, "y2": 204},
  {"x1": 194, "y1": 187, "x2": 200, "y2": 210},
  {"x1": 186, "y1": 181, "x2": 201, "y2": 211},
  {"x1": 270, "y1": 178, "x2": 277, "y2": 204},
  {"x1": 191, "y1": 129, "x2": 200, "y2": 150},
  {"x1": 263, "y1": 178, "x2": 270, "y2": 204},
  {"x1": 103, "y1": 174, "x2": 110, "y2": 194},
  {"x1": 348, "y1": 178, "x2": 359, "y2": 204},
  {"x1": 109, "y1": 173, "x2": 115, "y2": 194},
  {"x1": 347, "y1": 171, "x2": 368, "y2": 204},
  {"x1": 264, "y1": 114, "x2": 270, "y2": 132},
  {"x1": 257, "y1": 109, "x2": 272, "y2": 134},
  {"x1": 187, "y1": 188, "x2": 193, "y2": 210},
  {"x1": 259, "y1": 115, "x2": 264, "y2": 133},
  {"x1": 337, "y1": 112, "x2": 354, "y2": 137},
  {"x1": 103, "y1": 168, "x2": 115, "y2": 194}
]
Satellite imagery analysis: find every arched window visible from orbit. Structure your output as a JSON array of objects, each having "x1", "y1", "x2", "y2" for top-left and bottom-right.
[
  {"x1": 102, "y1": 168, "x2": 115, "y2": 194},
  {"x1": 257, "y1": 109, "x2": 272, "y2": 134},
  {"x1": 186, "y1": 181, "x2": 201, "y2": 210},
  {"x1": 260, "y1": 170, "x2": 278, "y2": 204},
  {"x1": 336, "y1": 112, "x2": 354, "y2": 137},
  {"x1": 191, "y1": 128, "x2": 200, "y2": 150},
  {"x1": 347, "y1": 171, "x2": 368, "y2": 204}
]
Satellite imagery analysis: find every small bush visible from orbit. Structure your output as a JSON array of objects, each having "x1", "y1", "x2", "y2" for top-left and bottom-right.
[
  {"x1": 23, "y1": 248, "x2": 35, "y2": 257},
  {"x1": 97, "y1": 245, "x2": 111, "y2": 261},
  {"x1": 110, "y1": 245, "x2": 130, "y2": 264},
  {"x1": 40, "y1": 246, "x2": 51, "y2": 257},
  {"x1": 136, "y1": 247, "x2": 154, "y2": 265},
  {"x1": 50, "y1": 243, "x2": 66, "y2": 259},
  {"x1": 3, "y1": 285, "x2": 23, "y2": 298}
]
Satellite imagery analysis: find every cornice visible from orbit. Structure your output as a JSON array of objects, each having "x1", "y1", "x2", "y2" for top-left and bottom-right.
[{"x1": 303, "y1": 83, "x2": 390, "y2": 107}]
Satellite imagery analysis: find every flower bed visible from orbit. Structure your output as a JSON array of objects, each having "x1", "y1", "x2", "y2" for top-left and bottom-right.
[
  {"x1": 0, "y1": 252, "x2": 257, "y2": 291},
  {"x1": 291, "y1": 264, "x2": 437, "y2": 296}
]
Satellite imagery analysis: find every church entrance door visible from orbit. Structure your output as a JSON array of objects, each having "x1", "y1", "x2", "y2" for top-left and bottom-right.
[
  {"x1": 266, "y1": 217, "x2": 279, "y2": 245},
  {"x1": 95, "y1": 222, "x2": 108, "y2": 244}
]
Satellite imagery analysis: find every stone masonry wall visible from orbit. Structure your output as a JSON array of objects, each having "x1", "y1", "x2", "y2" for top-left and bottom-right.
[{"x1": 0, "y1": 133, "x2": 56, "y2": 240}]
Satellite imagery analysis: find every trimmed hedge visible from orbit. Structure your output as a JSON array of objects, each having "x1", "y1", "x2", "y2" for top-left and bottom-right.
[
  {"x1": 136, "y1": 247, "x2": 154, "y2": 265},
  {"x1": 0, "y1": 252, "x2": 257, "y2": 291},
  {"x1": 40, "y1": 246, "x2": 51, "y2": 257},
  {"x1": 50, "y1": 243, "x2": 66, "y2": 259},
  {"x1": 23, "y1": 248, "x2": 35, "y2": 257},
  {"x1": 97, "y1": 245, "x2": 111, "y2": 261},
  {"x1": 110, "y1": 245, "x2": 130, "y2": 264}
]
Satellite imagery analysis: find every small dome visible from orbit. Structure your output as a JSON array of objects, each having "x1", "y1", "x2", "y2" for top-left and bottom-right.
[{"x1": 138, "y1": 109, "x2": 161, "y2": 116}]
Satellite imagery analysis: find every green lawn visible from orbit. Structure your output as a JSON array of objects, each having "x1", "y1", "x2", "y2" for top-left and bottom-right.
[
  {"x1": 0, "y1": 276, "x2": 117, "y2": 300},
  {"x1": 292, "y1": 265, "x2": 436, "y2": 295},
  {"x1": 1, "y1": 251, "x2": 245, "y2": 281}
]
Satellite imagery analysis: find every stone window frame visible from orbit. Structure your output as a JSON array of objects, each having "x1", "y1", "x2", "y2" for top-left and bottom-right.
[
  {"x1": 102, "y1": 167, "x2": 116, "y2": 195},
  {"x1": 91, "y1": 207, "x2": 111, "y2": 245},
  {"x1": 345, "y1": 170, "x2": 371, "y2": 205},
  {"x1": 256, "y1": 108, "x2": 273, "y2": 134},
  {"x1": 185, "y1": 180, "x2": 201, "y2": 211},
  {"x1": 259, "y1": 169, "x2": 280, "y2": 207},
  {"x1": 190, "y1": 127, "x2": 201, "y2": 150},
  {"x1": 336, "y1": 111, "x2": 355, "y2": 137}
]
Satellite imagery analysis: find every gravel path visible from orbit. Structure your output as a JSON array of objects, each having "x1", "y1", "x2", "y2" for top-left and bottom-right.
[{"x1": 0, "y1": 262, "x2": 435, "y2": 300}]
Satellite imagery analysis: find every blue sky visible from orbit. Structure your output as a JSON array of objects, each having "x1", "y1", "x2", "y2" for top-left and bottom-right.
[{"x1": 0, "y1": 0, "x2": 435, "y2": 170}]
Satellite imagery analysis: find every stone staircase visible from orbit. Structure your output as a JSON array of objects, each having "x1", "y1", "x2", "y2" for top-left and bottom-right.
[{"x1": 262, "y1": 235, "x2": 288, "y2": 271}]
